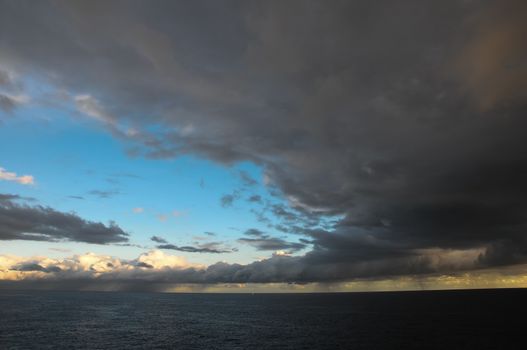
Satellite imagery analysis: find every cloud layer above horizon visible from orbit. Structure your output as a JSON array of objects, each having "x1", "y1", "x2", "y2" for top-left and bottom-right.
[{"x1": 1, "y1": 0, "x2": 527, "y2": 290}]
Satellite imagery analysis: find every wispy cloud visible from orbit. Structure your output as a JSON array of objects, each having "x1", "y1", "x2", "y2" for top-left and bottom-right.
[
  {"x1": 239, "y1": 170, "x2": 257, "y2": 186},
  {"x1": 157, "y1": 214, "x2": 168, "y2": 222},
  {"x1": 68, "y1": 195, "x2": 84, "y2": 200},
  {"x1": 172, "y1": 210, "x2": 186, "y2": 217},
  {"x1": 88, "y1": 189, "x2": 120, "y2": 199}
]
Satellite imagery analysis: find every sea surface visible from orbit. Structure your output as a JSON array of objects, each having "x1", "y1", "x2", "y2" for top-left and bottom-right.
[{"x1": 0, "y1": 289, "x2": 523, "y2": 349}]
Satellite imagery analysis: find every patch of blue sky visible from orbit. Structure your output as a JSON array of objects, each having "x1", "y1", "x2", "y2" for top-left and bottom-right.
[
  {"x1": 1, "y1": 96, "x2": 281, "y2": 263},
  {"x1": 1, "y1": 77, "x2": 323, "y2": 265}
]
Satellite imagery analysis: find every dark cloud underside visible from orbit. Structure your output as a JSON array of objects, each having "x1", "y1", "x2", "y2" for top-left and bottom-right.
[
  {"x1": 0, "y1": 195, "x2": 128, "y2": 244},
  {"x1": 1, "y1": 0, "x2": 526, "y2": 281}
]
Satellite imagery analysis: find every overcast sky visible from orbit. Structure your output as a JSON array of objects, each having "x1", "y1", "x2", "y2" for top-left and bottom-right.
[{"x1": 1, "y1": 0, "x2": 526, "y2": 292}]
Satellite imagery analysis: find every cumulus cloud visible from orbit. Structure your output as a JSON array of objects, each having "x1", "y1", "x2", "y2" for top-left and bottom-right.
[
  {"x1": 0, "y1": 250, "x2": 200, "y2": 283},
  {"x1": 1, "y1": 0, "x2": 526, "y2": 281},
  {"x1": 0, "y1": 194, "x2": 129, "y2": 244},
  {"x1": 0, "y1": 166, "x2": 34, "y2": 185},
  {"x1": 0, "y1": 247, "x2": 490, "y2": 292}
]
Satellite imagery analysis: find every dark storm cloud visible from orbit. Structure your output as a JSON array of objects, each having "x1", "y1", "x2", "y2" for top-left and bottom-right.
[
  {"x1": 0, "y1": 68, "x2": 24, "y2": 113},
  {"x1": 0, "y1": 195, "x2": 129, "y2": 244},
  {"x1": 239, "y1": 228, "x2": 306, "y2": 252},
  {"x1": 150, "y1": 235, "x2": 168, "y2": 244},
  {"x1": 238, "y1": 237, "x2": 306, "y2": 252},
  {"x1": 0, "y1": 70, "x2": 10, "y2": 86},
  {"x1": 0, "y1": 94, "x2": 17, "y2": 113},
  {"x1": 1, "y1": 0, "x2": 527, "y2": 279}
]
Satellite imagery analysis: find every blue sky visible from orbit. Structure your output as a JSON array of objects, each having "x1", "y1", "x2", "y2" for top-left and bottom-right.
[{"x1": 0, "y1": 82, "x2": 310, "y2": 265}]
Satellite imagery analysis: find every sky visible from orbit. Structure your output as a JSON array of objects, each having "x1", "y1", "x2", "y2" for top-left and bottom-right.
[{"x1": 1, "y1": 0, "x2": 527, "y2": 292}]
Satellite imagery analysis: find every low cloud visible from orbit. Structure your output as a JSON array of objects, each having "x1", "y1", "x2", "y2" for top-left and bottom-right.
[
  {"x1": 239, "y1": 170, "x2": 257, "y2": 186},
  {"x1": 0, "y1": 248, "x2": 496, "y2": 292}
]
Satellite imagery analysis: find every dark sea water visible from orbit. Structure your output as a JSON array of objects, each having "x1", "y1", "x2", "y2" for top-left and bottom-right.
[{"x1": 0, "y1": 289, "x2": 523, "y2": 349}]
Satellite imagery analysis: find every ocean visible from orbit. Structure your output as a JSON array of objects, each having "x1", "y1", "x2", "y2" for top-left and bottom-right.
[{"x1": 0, "y1": 289, "x2": 523, "y2": 349}]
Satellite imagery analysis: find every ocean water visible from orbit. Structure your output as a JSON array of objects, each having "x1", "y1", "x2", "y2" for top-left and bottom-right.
[{"x1": 0, "y1": 289, "x2": 523, "y2": 349}]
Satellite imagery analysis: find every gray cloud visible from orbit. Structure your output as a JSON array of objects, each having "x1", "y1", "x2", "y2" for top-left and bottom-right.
[
  {"x1": 239, "y1": 170, "x2": 257, "y2": 186},
  {"x1": 238, "y1": 237, "x2": 306, "y2": 252},
  {"x1": 0, "y1": 194, "x2": 33, "y2": 202},
  {"x1": 0, "y1": 68, "x2": 24, "y2": 113},
  {"x1": 220, "y1": 194, "x2": 237, "y2": 208},
  {"x1": 247, "y1": 195, "x2": 262, "y2": 203},
  {"x1": 0, "y1": 194, "x2": 129, "y2": 244},
  {"x1": 238, "y1": 228, "x2": 306, "y2": 252},
  {"x1": 150, "y1": 235, "x2": 168, "y2": 244},
  {"x1": 68, "y1": 195, "x2": 84, "y2": 200},
  {"x1": 135, "y1": 261, "x2": 154, "y2": 269},
  {"x1": 157, "y1": 242, "x2": 235, "y2": 254},
  {"x1": 1, "y1": 0, "x2": 526, "y2": 279},
  {"x1": 11, "y1": 263, "x2": 62, "y2": 273},
  {"x1": 88, "y1": 189, "x2": 120, "y2": 199},
  {"x1": 0, "y1": 94, "x2": 17, "y2": 113}
]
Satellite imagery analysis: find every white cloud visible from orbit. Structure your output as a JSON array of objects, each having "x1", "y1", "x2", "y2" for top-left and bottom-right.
[
  {"x1": 0, "y1": 166, "x2": 34, "y2": 185},
  {"x1": 137, "y1": 250, "x2": 200, "y2": 270},
  {"x1": 0, "y1": 250, "x2": 202, "y2": 281}
]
